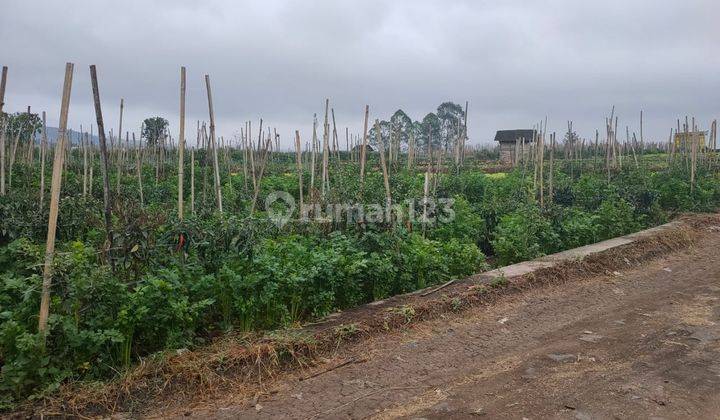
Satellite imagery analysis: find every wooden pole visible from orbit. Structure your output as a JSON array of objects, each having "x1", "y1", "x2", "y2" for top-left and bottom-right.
[
  {"x1": 548, "y1": 132, "x2": 555, "y2": 204},
  {"x1": 88, "y1": 150, "x2": 94, "y2": 196},
  {"x1": 310, "y1": 115, "x2": 317, "y2": 201},
  {"x1": 538, "y1": 118, "x2": 545, "y2": 207},
  {"x1": 248, "y1": 121, "x2": 257, "y2": 193},
  {"x1": 134, "y1": 133, "x2": 144, "y2": 206},
  {"x1": 241, "y1": 127, "x2": 248, "y2": 192},
  {"x1": 38, "y1": 113, "x2": 48, "y2": 208},
  {"x1": 190, "y1": 148, "x2": 195, "y2": 214},
  {"x1": 359, "y1": 105, "x2": 369, "y2": 183},
  {"x1": 201, "y1": 124, "x2": 208, "y2": 205},
  {"x1": 0, "y1": 66, "x2": 7, "y2": 116},
  {"x1": 204, "y1": 75, "x2": 223, "y2": 212},
  {"x1": 461, "y1": 101, "x2": 468, "y2": 166},
  {"x1": 322, "y1": 99, "x2": 329, "y2": 198},
  {"x1": 38, "y1": 62, "x2": 74, "y2": 334},
  {"x1": 82, "y1": 128, "x2": 88, "y2": 197},
  {"x1": 639, "y1": 110, "x2": 644, "y2": 165},
  {"x1": 408, "y1": 132, "x2": 415, "y2": 171},
  {"x1": 0, "y1": 120, "x2": 5, "y2": 196},
  {"x1": 375, "y1": 120, "x2": 392, "y2": 222},
  {"x1": 249, "y1": 136, "x2": 272, "y2": 214},
  {"x1": 0, "y1": 66, "x2": 7, "y2": 193},
  {"x1": 178, "y1": 66, "x2": 186, "y2": 220},
  {"x1": 422, "y1": 171, "x2": 430, "y2": 237},
  {"x1": 295, "y1": 130, "x2": 304, "y2": 217},
  {"x1": 89, "y1": 65, "x2": 114, "y2": 265},
  {"x1": 331, "y1": 108, "x2": 340, "y2": 162},
  {"x1": 8, "y1": 124, "x2": 22, "y2": 190},
  {"x1": 691, "y1": 130, "x2": 697, "y2": 192},
  {"x1": 116, "y1": 98, "x2": 123, "y2": 193}
]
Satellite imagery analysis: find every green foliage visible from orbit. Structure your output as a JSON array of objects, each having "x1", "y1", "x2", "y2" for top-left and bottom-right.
[
  {"x1": 2, "y1": 140, "x2": 720, "y2": 408},
  {"x1": 491, "y1": 205, "x2": 559, "y2": 266},
  {"x1": 595, "y1": 196, "x2": 642, "y2": 240},
  {"x1": 431, "y1": 196, "x2": 485, "y2": 244},
  {"x1": 558, "y1": 208, "x2": 600, "y2": 249},
  {"x1": 141, "y1": 116, "x2": 169, "y2": 146},
  {"x1": 1, "y1": 111, "x2": 42, "y2": 141}
]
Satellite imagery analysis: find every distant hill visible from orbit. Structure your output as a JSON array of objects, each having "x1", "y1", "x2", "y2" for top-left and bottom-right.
[{"x1": 41, "y1": 127, "x2": 99, "y2": 144}]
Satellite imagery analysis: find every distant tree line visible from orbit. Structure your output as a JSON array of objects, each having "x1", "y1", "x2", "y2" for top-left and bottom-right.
[{"x1": 368, "y1": 101, "x2": 466, "y2": 152}]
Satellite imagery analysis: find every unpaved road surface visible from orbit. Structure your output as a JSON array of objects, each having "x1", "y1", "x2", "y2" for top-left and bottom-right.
[{"x1": 188, "y1": 230, "x2": 720, "y2": 419}]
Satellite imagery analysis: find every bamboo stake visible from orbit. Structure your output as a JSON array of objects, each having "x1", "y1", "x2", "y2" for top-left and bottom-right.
[
  {"x1": 639, "y1": 110, "x2": 644, "y2": 166},
  {"x1": 241, "y1": 127, "x2": 248, "y2": 192},
  {"x1": 89, "y1": 148, "x2": 94, "y2": 196},
  {"x1": 614, "y1": 116, "x2": 619, "y2": 170},
  {"x1": 295, "y1": 130, "x2": 304, "y2": 217},
  {"x1": 116, "y1": 99, "x2": 123, "y2": 193},
  {"x1": 359, "y1": 105, "x2": 369, "y2": 183},
  {"x1": 548, "y1": 132, "x2": 555, "y2": 204},
  {"x1": 201, "y1": 124, "x2": 208, "y2": 205},
  {"x1": 322, "y1": 99, "x2": 329, "y2": 198},
  {"x1": 8, "y1": 124, "x2": 22, "y2": 190},
  {"x1": 0, "y1": 66, "x2": 6, "y2": 195},
  {"x1": 376, "y1": 120, "x2": 392, "y2": 223},
  {"x1": 249, "y1": 136, "x2": 272, "y2": 214},
  {"x1": 89, "y1": 65, "x2": 114, "y2": 265},
  {"x1": 190, "y1": 148, "x2": 195, "y2": 214},
  {"x1": 631, "y1": 132, "x2": 639, "y2": 169},
  {"x1": 178, "y1": 67, "x2": 186, "y2": 220},
  {"x1": 668, "y1": 127, "x2": 675, "y2": 166},
  {"x1": 0, "y1": 66, "x2": 7, "y2": 117},
  {"x1": 538, "y1": 117, "x2": 546, "y2": 207},
  {"x1": 82, "y1": 129, "x2": 88, "y2": 197},
  {"x1": 691, "y1": 129, "x2": 697, "y2": 192},
  {"x1": 454, "y1": 116, "x2": 461, "y2": 169},
  {"x1": 408, "y1": 132, "x2": 415, "y2": 171},
  {"x1": 461, "y1": 101, "x2": 468, "y2": 166},
  {"x1": 0, "y1": 121, "x2": 5, "y2": 196},
  {"x1": 134, "y1": 133, "x2": 143, "y2": 206},
  {"x1": 38, "y1": 62, "x2": 74, "y2": 335},
  {"x1": 331, "y1": 108, "x2": 340, "y2": 162},
  {"x1": 204, "y1": 75, "x2": 223, "y2": 213},
  {"x1": 422, "y1": 171, "x2": 430, "y2": 237},
  {"x1": 248, "y1": 121, "x2": 257, "y2": 192},
  {"x1": 310, "y1": 115, "x2": 317, "y2": 201},
  {"x1": 154, "y1": 128, "x2": 160, "y2": 185}
]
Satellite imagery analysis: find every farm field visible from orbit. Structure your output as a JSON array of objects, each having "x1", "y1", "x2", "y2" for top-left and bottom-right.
[
  {"x1": 1, "y1": 69, "x2": 719, "y2": 416},
  {"x1": 185, "y1": 213, "x2": 720, "y2": 419},
  {"x1": 3, "y1": 1, "x2": 720, "y2": 417}
]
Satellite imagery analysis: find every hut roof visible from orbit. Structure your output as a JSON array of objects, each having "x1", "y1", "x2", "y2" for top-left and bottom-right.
[
  {"x1": 352, "y1": 144, "x2": 376, "y2": 152},
  {"x1": 494, "y1": 129, "x2": 536, "y2": 143}
]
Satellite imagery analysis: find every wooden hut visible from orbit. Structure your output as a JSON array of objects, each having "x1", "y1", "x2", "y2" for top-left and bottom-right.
[{"x1": 494, "y1": 129, "x2": 536, "y2": 164}]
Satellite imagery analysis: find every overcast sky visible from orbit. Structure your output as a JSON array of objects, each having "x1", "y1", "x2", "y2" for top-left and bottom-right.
[{"x1": 1, "y1": 0, "x2": 718, "y2": 147}]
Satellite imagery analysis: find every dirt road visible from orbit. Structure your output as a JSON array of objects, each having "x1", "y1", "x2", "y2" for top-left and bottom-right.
[{"x1": 185, "y1": 228, "x2": 720, "y2": 419}]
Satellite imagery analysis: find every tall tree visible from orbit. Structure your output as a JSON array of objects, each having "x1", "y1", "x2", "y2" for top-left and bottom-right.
[
  {"x1": 368, "y1": 119, "x2": 391, "y2": 146},
  {"x1": 436, "y1": 101, "x2": 465, "y2": 151},
  {"x1": 390, "y1": 109, "x2": 413, "y2": 149},
  {"x1": 418, "y1": 113, "x2": 442, "y2": 151},
  {"x1": 141, "y1": 116, "x2": 169, "y2": 146}
]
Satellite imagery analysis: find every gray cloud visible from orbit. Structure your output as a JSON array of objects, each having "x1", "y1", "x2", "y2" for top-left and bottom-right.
[{"x1": 1, "y1": 0, "x2": 718, "y2": 147}]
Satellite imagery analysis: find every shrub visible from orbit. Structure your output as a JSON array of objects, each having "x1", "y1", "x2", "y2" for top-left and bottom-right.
[
  {"x1": 491, "y1": 205, "x2": 559, "y2": 265},
  {"x1": 595, "y1": 196, "x2": 642, "y2": 240}
]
